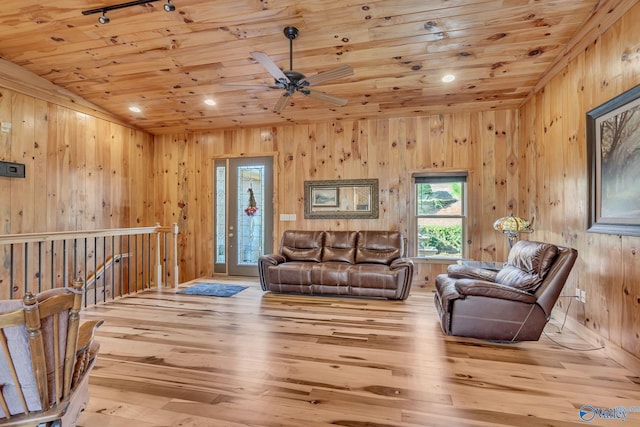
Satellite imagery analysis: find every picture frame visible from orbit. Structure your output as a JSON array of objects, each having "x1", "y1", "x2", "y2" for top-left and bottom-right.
[
  {"x1": 304, "y1": 179, "x2": 379, "y2": 219},
  {"x1": 311, "y1": 187, "x2": 339, "y2": 207},
  {"x1": 586, "y1": 83, "x2": 640, "y2": 236}
]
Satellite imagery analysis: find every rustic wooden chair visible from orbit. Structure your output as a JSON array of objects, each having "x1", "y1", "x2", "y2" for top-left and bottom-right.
[{"x1": 0, "y1": 278, "x2": 103, "y2": 426}]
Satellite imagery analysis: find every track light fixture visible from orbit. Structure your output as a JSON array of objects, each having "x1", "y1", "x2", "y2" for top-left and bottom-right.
[
  {"x1": 98, "y1": 11, "x2": 110, "y2": 24},
  {"x1": 164, "y1": 0, "x2": 175, "y2": 12},
  {"x1": 82, "y1": 0, "x2": 176, "y2": 23}
]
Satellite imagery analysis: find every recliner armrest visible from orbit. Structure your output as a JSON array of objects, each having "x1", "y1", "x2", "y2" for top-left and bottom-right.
[
  {"x1": 454, "y1": 279, "x2": 537, "y2": 303},
  {"x1": 447, "y1": 264, "x2": 499, "y2": 282},
  {"x1": 390, "y1": 257, "x2": 413, "y2": 270}
]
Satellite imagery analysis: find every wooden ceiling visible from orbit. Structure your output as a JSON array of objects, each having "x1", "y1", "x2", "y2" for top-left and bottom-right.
[{"x1": 0, "y1": 0, "x2": 611, "y2": 134}]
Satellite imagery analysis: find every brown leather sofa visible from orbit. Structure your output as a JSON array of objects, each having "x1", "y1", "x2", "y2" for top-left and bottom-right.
[
  {"x1": 258, "y1": 230, "x2": 414, "y2": 300},
  {"x1": 434, "y1": 240, "x2": 578, "y2": 341}
]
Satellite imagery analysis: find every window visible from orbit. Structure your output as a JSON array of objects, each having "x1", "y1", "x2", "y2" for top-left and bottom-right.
[
  {"x1": 413, "y1": 172, "x2": 467, "y2": 259},
  {"x1": 215, "y1": 163, "x2": 226, "y2": 265}
]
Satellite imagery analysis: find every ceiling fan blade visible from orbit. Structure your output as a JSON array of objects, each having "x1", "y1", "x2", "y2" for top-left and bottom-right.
[
  {"x1": 301, "y1": 64, "x2": 353, "y2": 87},
  {"x1": 251, "y1": 51, "x2": 289, "y2": 83},
  {"x1": 303, "y1": 89, "x2": 348, "y2": 107},
  {"x1": 273, "y1": 93, "x2": 292, "y2": 113}
]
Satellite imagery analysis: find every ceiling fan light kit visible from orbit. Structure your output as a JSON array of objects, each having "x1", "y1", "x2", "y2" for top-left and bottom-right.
[{"x1": 230, "y1": 26, "x2": 354, "y2": 113}]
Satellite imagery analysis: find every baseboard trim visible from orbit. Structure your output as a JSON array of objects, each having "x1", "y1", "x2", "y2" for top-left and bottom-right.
[{"x1": 550, "y1": 308, "x2": 640, "y2": 373}]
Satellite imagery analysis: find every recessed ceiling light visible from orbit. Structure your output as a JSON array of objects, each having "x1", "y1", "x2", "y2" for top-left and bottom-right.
[
  {"x1": 442, "y1": 74, "x2": 456, "y2": 83},
  {"x1": 129, "y1": 106, "x2": 141, "y2": 113},
  {"x1": 204, "y1": 99, "x2": 216, "y2": 106}
]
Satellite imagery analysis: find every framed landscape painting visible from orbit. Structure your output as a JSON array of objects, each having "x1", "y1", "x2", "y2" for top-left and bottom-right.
[
  {"x1": 586, "y1": 83, "x2": 640, "y2": 236},
  {"x1": 311, "y1": 187, "x2": 339, "y2": 207}
]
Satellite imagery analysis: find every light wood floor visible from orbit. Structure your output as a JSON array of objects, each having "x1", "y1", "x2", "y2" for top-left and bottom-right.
[{"x1": 77, "y1": 278, "x2": 640, "y2": 427}]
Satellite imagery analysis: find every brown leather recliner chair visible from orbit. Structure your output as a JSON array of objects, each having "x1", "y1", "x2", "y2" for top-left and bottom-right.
[{"x1": 434, "y1": 240, "x2": 578, "y2": 341}]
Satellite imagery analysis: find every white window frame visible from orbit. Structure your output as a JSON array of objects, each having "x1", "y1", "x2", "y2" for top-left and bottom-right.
[{"x1": 411, "y1": 171, "x2": 468, "y2": 260}]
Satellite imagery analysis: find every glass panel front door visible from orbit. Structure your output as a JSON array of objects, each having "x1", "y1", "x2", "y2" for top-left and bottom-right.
[{"x1": 214, "y1": 157, "x2": 273, "y2": 276}]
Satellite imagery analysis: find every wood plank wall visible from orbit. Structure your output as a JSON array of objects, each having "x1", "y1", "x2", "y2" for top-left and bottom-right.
[
  {"x1": 0, "y1": 88, "x2": 153, "y2": 232},
  {"x1": 0, "y1": 87, "x2": 154, "y2": 297},
  {"x1": 519, "y1": 2, "x2": 640, "y2": 358},
  {"x1": 153, "y1": 110, "x2": 520, "y2": 288}
]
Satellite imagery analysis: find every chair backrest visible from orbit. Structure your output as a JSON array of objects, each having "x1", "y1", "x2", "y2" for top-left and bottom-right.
[
  {"x1": 533, "y1": 245, "x2": 578, "y2": 316},
  {"x1": 0, "y1": 280, "x2": 83, "y2": 420},
  {"x1": 495, "y1": 240, "x2": 560, "y2": 291},
  {"x1": 494, "y1": 240, "x2": 578, "y2": 317}
]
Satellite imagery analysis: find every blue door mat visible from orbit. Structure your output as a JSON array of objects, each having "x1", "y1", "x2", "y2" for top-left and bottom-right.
[{"x1": 177, "y1": 283, "x2": 248, "y2": 297}]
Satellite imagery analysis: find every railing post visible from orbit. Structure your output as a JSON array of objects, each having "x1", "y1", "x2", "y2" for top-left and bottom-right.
[
  {"x1": 155, "y1": 223, "x2": 163, "y2": 289},
  {"x1": 173, "y1": 223, "x2": 179, "y2": 288}
]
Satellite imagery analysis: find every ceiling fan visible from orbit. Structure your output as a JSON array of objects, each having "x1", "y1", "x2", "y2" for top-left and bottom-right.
[{"x1": 231, "y1": 26, "x2": 354, "y2": 113}]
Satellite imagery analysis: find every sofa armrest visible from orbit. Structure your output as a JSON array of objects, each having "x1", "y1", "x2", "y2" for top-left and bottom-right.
[
  {"x1": 454, "y1": 279, "x2": 537, "y2": 303},
  {"x1": 259, "y1": 253, "x2": 286, "y2": 266},
  {"x1": 390, "y1": 257, "x2": 413, "y2": 270},
  {"x1": 390, "y1": 257, "x2": 414, "y2": 300},
  {"x1": 258, "y1": 254, "x2": 286, "y2": 291}
]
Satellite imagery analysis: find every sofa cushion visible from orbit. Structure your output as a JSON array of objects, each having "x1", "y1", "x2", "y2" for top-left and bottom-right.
[
  {"x1": 267, "y1": 261, "x2": 314, "y2": 285},
  {"x1": 280, "y1": 230, "x2": 325, "y2": 262},
  {"x1": 322, "y1": 231, "x2": 357, "y2": 263},
  {"x1": 311, "y1": 262, "x2": 351, "y2": 286},
  {"x1": 355, "y1": 231, "x2": 403, "y2": 265},
  {"x1": 348, "y1": 264, "x2": 400, "y2": 290},
  {"x1": 495, "y1": 241, "x2": 559, "y2": 291}
]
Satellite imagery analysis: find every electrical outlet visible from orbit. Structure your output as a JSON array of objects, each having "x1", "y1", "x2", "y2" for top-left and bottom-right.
[
  {"x1": 580, "y1": 290, "x2": 586, "y2": 304},
  {"x1": 575, "y1": 287, "x2": 581, "y2": 300}
]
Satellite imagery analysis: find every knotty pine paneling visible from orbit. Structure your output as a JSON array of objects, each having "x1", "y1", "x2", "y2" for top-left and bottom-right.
[
  {"x1": 0, "y1": 87, "x2": 154, "y2": 297},
  {"x1": 153, "y1": 110, "x2": 520, "y2": 287},
  {"x1": 518, "y1": 1, "x2": 640, "y2": 358}
]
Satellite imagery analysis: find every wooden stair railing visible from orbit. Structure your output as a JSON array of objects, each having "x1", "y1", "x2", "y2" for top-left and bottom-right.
[
  {"x1": 85, "y1": 253, "x2": 127, "y2": 288},
  {"x1": 0, "y1": 224, "x2": 179, "y2": 304}
]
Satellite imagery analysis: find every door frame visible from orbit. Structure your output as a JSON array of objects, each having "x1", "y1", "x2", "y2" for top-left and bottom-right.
[{"x1": 212, "y1": 153, "x2": 277, "y2": 276}]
